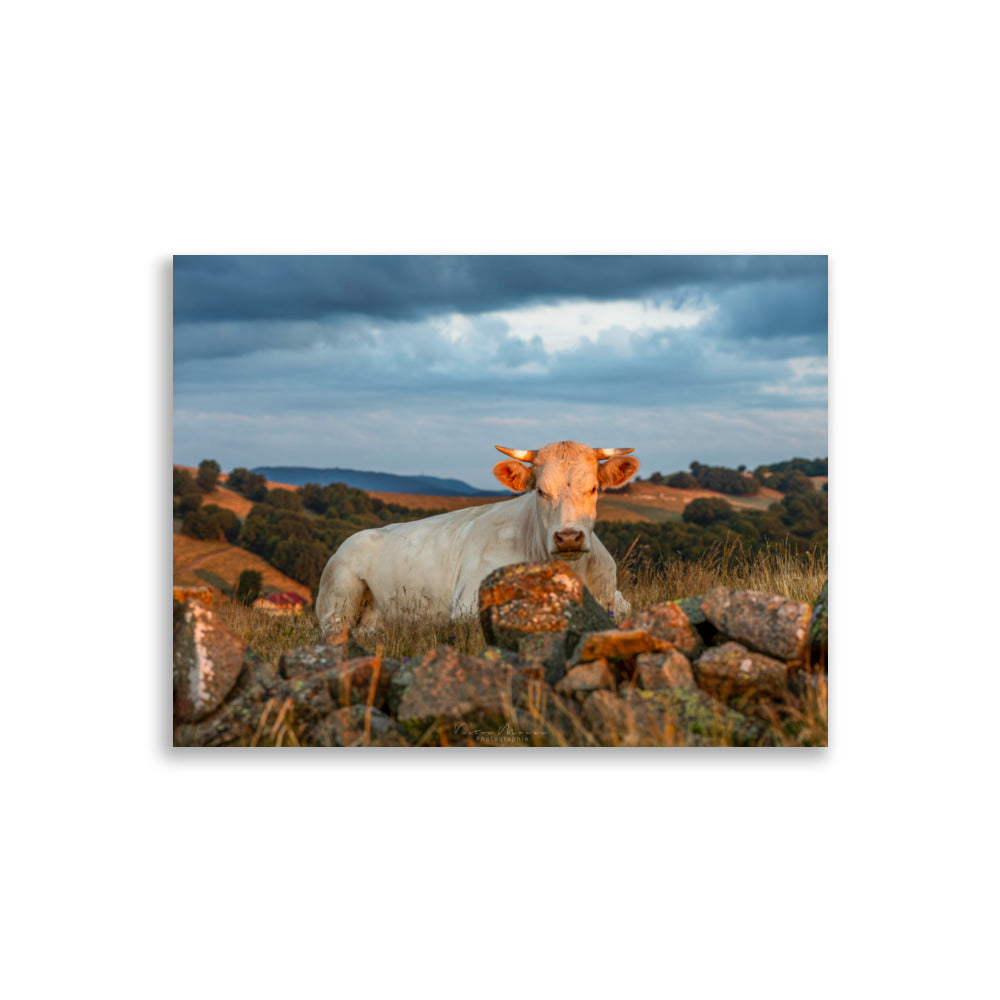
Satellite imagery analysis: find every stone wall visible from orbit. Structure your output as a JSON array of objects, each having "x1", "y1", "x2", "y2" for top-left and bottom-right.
[{"x1": 174, "y1": 561, "x2": 827, "y2": 748}]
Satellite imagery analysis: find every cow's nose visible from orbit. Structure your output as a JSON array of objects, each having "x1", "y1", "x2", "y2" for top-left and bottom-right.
[{"x1": 553, "y1": 528, "x2": 585, "y2": 551}]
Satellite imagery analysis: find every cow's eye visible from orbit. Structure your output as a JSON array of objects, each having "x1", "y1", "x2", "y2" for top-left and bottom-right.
[
  {"x1": 537, "y1": 488, "x2": 549, "y2": 500},
  {"x1": 591, "y1": 486, "x2": 599, "y2": 494}
]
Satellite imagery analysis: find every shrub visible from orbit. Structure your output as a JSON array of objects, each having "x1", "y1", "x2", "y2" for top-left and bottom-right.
[
  {"x1": 264, "y1": 488, "x2": 302, "y2": 512},
  {"x1": 182, "y1": 504, "x2": 240, "y2": 542},
  {"x1": 666, "y1": 472, "x2": 699, "y2": 489},
  {"x1": 683, "y1": 497, "x2": 735, "y2": 526},
  {"x1": 768, "y1": 469, "x2": 815, "y2": 495},
  {"x1": 175, "y1": 491, "x2": 203, "y2": 516},
  {"x1": 173, "y1": 468, "x2": 197, "y2": 496},
  {"x1": 234, "y1": 569, "x2": 263, "y2": 605},
  {"x1": 196, "y1": 459, "x2": 221, "y2": 493}
]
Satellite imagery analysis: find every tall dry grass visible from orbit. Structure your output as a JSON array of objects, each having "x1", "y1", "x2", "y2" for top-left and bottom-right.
[{"x1": 617, "y1": 537, "x2": 827, "y2": 609}]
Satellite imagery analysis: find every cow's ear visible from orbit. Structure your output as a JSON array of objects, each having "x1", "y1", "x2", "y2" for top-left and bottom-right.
[
  {"x1": 493, "y1": 460, "x2": 534, "y2": 492},
  {"x1": 598, "y1": 455, "x2": 640, "y2": 489}
]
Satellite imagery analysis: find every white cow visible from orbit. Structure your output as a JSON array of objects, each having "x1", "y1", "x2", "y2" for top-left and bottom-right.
[{"x1": 314, "y1": 441, "x2": 640, "y2": 637}]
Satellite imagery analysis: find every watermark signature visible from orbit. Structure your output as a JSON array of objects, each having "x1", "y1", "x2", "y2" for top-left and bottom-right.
[{"x1": 452, "y1": 720, "x2": 546, "y2": 745}]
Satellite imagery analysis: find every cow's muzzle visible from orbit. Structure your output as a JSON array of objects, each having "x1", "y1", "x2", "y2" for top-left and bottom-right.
[{"x1": 552, "y1": 529, "x2": 587, "y2": 558}]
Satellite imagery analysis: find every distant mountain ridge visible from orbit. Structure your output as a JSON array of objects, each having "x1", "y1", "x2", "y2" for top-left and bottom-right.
[{"x1": 251, "y1": 466, "x2": 505, "y2": 497}]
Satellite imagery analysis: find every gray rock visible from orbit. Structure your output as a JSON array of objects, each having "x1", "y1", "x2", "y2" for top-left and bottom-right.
[
  {"x1": 700, "y1": 587, "x2": 811, "y2": 663},
  {"x1": 635, "y1": 649, "x2": 696, "y2": 690},
  {"x1": 693, "y1": 641, "x2": 789, "y2": 700},
  {"x1": 555, "y1": 661, "x2": 616, "y2": 697},
  {"x1": 173, "y1": 600, "x2": 247, "y2": 723},
  {"x1": 395, "y1": 646, "x2": 535, "y2": 744}
]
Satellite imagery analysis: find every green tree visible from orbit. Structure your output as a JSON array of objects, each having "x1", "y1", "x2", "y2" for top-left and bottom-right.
[
  {"x1": 175, "y1": 491, "x2": 203, "y2": 516},
  {"x1": 202, "y1": 504, "x2": 241, "y2": 543},
  {"x1": 769, "y1": 469, "x2": 815, "y2": 495},
  {"x1": 234, "y1": 569, "x2": 263, "y2": 605},
  {"x1": 174, "y1": 467, "x2": 197, "y2": 496},
  {"x1": 182, "y1": 507, "x2": 220, "y2": 540},
  {"x1": 265, "y1": 488, "x2": 302, "y2": 511},
  {"x1": 683, "y1": 497, "x2": 735, "y2": 526},
  {"x1": 666, "y1": 472, "x2": 698, "y2": 489},
  {"x1": 196, "y1": 459, "x2": 221, "y2": 493},
  {"x1": 227, "y1": 467, "x2": 250, "y2": 494}
]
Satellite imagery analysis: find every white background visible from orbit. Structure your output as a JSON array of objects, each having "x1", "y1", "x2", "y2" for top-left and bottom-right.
[{"x1": 3, "y1": 2, "x2": 996, "y2": 998}]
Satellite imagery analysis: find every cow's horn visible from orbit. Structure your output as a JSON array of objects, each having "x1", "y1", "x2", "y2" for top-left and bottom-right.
[
  {"x1": 594, "y1": 447, "x2": 635, "y2": 459},
  {"x1": 495, "y1": 446, "x2": 537, "y2": 462}
]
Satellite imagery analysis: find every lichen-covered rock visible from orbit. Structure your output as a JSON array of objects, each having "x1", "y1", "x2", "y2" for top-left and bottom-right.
[
  {"x1": 569, "y1": 628, "x2": 673, "y2": 668},
  {"x1": 700, "y1": 587, "x2": 811, "y2": 663},
  {"x1": 581, "y1": 689, "x2": 662, "y2": 745},
  {"x1": 478, "y1": 561, "x2": 612, "y2": 652},
  {"x1": 172, "y1": 586, "x2": 214, "y2": 607},
  {"x1": 555, "y1": 660, "x2": 615, "y2": 697},
  {"x1": 635, "y1": 687, "x2": 764, "y2": 746},
  {"x1": 693, "y1": 641, "x2": 789, "y2": 701},
  {"x1": 617, "y1": 602, "x2": 704, "y2": 659},
  {"x1": 387, "y1": 659, "x2": 416, "y2": 717},
  {"x1": 635, "y1": 649, "x2": 695, "y2": 690},
  {"x1": 319, "y1": 705, "x2": 394, "y2": 747},
  {"x1": 226, "y1": 650, "x2": 280, "y2": 702},
  {"x1": 518, "y1": 632, "x2": 569, "y2": 686},
  {"x1": 175, "y1": 673, "x2": 332, "y2": 747},
  {"x1": 673, "y1": 595, "x2": 708, "y2": 627},
  {"x1": 809, "y1": 581, "x2": 828, "y2": 666},
  {"x1": 279, "y1": 643, "x2": 362, "y2": 679},
  {"x1": 395, "y1": 645, "x2": 533, "y2": 742},
  {"x1": 173, "y1": 600, "x2": 247, "y2": 723},
  {"x1": 320, "y1": 624, "x2": 374, "y2": 660},
  {"x1": 323, "y1": 655, "x2": 399, "y2": 710}
]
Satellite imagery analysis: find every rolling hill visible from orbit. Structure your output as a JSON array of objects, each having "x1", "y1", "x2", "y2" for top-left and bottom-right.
[
  {"x1": 173, "y1": 462, "x2": 822, "y2": 602},
  {"x1": 250, "y1": 466, "x2": 504, "y2": 496}
]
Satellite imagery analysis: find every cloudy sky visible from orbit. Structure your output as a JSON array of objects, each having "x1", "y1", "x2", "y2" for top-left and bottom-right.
[{"x1": 173, "y1": 255, "x2": 827, "y2": 490}]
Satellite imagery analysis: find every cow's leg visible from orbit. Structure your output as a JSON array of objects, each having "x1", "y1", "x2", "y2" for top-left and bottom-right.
[
  {"x1": 612, "y1": 589, "x2": 632, "y2": 618},
  {"x1": 315, "y1": 555, "x2": 371, "y2": 638}
]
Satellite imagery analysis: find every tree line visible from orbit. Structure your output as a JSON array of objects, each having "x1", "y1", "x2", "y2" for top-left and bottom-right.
[
  {"x1": 175, "y1": 456, "x2": 827, "y2": 601},
  {"x1": 638, "y1": 456, "x2": 827, "y2": 497},
  {"x1": 598, "y1": 489, "x2": 827, "y2": 565}
]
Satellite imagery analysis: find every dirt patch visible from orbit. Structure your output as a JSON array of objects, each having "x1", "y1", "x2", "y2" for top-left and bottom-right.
[{"x1": 367, "y1": 491, "x2": 512, "y2": 512}]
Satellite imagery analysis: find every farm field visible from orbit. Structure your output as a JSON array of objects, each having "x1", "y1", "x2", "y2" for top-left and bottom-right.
[
  {"x1": 370, "y1": 480, "x2": 787, "y2": 523},
  {"x1": 172, "y1": 533, "x2": 312, "y2": 601}
]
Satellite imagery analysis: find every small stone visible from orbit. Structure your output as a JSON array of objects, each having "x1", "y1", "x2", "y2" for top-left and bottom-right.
[
  {"x1": 555, "y1": 660, "x2": 616, "y2": 697},
  {"x1": 279, "y1": 643, "x2": 351, "y2": 678},
  {"x1": 693, "y1": 641, "x2": 789, "y2": 701},
  {"x1": 570, "y1": 628, "x2": 672, "y2": 666},
  {"x1": 320, "y1": 625, "x2": 373, "y2": 660},
  {"x1": 172, "y1": 586, "x2": 214, "y2": 607},
  {"x1": 322, "y1": 705, "x2": 394, "y2": 747},
  {"x1": 635, "y1": 649, "x2": 695, "y2": 690},
  {"x1": 581, "y1": 689, "x2": 661, "y2": 745},
  {"x1": 617, "y1": 602, "x2": 704, "y2": 659},
  {"x1": 518, "y1": 632, "x2": 569, "y2": 686},
  {"x1": 323, "y1": 655, "x2": 398, "y2": 710}
]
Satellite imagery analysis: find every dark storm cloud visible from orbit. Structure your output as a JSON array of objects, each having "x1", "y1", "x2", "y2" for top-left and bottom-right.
[
  {"x1": 174, "y1": 254, "x2": 826, "y2": 325},
  {"x1": 172, "y1": 255, "x2": 827, "y2": 481}
]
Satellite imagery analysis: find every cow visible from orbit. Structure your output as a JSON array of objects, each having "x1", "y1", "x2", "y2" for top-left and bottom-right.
[{"x1": 314, "y1": 440, "x2": 640, "y2": 637}]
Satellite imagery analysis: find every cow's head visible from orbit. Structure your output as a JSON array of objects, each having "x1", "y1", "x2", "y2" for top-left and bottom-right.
[{"x1": 492, "y1": 441, "x2": 640, "y2": 560}]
